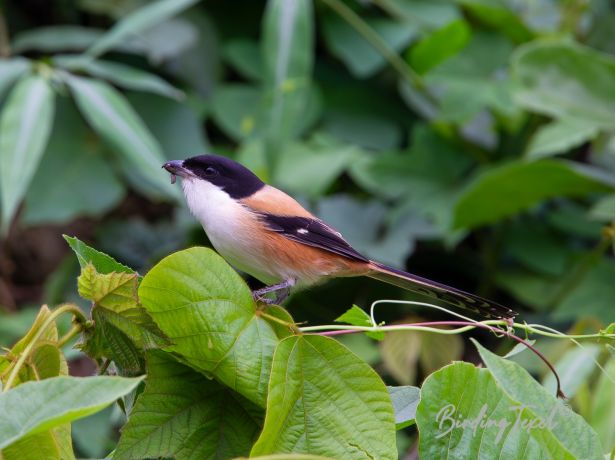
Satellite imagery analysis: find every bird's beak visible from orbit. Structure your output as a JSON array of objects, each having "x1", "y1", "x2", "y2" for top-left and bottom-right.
[
  {"x1": 162, "y1": 160, "x2": 191, "y2": 184},
  {"x1": 163, "y1": 160, "x2": 188, "y2": 175}
]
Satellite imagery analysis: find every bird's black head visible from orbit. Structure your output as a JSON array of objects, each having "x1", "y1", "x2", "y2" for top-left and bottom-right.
[{"x1": 163, "y1": 154, "x2": 265, "y2": 199}]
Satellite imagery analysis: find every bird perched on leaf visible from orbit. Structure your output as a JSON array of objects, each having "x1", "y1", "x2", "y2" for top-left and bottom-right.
[{"x1": 163, "y1": 155, "x2": 517, "y2": 320}]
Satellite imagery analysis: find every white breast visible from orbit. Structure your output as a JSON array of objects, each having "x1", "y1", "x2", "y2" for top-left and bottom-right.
[{"x1": 181, "y1": 178, "x2": 282, "y2": 285}]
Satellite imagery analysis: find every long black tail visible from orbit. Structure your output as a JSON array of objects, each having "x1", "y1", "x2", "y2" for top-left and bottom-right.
[{"x1": 367, "y1": 262, "x2": 517, "y2": 320}]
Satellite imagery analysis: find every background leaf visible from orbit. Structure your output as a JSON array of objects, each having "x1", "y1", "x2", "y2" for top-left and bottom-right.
[
  {"x1": 22, "y1": 99, "x2": 124, "y2": 224},
  {"x1": 66, "y1": 75, "x2": 178, "y2": 200},
  {"x1": 85, "y1": 0, "x2": 199, "y2": 58},
  {"x1": 0, "y1": 75, "x2": 54, "y2": 232},
  {"x1": 261, "y1": 0, "x2": 315, "y2": 165},
  {"x1": 454, "y1": 160, "x2": 614, "y2": 229},
  {"x1": 513, "y1": 41, "x2": 615, "y2": 128}
]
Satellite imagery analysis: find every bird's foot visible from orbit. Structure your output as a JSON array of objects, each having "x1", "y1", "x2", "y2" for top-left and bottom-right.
[{"x1": 251, "y1": 279, "x2": 294, "y2": 305}]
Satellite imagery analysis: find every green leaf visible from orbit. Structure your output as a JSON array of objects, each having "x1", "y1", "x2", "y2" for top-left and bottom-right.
[
  {"x1": 589, "y1": 194, "x2": 615, "y2": 221},
  {"x1": 56, "y1": 57, "x2": 183, "y2": 100},
  {"x1": 425, "y1": 31, "x2": 517, "y2": 122},
  {"x1": 513, "y1": 41, "x2": 615, "y2": 129},
  {"x1": 223, "y1": 39, "x2": 263, "y2": 82},
  {"x1": 453, "y1": 160, "x2": 615, "y2": 229},
  {"x1": 65, "y1": 75, "x2": 178, "y2": 200},
  {"x1": 126, "y1": 91, "x2": 208, "y2": 155},
  {"x1": 76, "y1": 260, "x2": 168, "y2": 371},
  {"x1": 318, "y1": 195, "x2": 426, "y2": 267},
  {"x1": 13, "y1": 26, "x2": 106, "y2": 53},
  {"x1": 274, "y1": 136, "x2": 362, "y2": 198},
  {"x1": 115, "y1": 351, "x2": 262, "y2": 460},
  {"x1": 64, "y1": 235, "x2": 135, "y2": 274},
  {"x1": 85, "y1": 0, "x2": 199, "y2": 58},
  {"x1": 408, "y1": 19, "x2": 471, "y2": 74},
  {"x1": 2, "y1": 428, "x2": 74, "y2": 460},
  {"x1": 0, "y1": 58, "x2": 30, "y2": 98},
  {"x1": 555, "y1": 259, "x2": 615, "y2": 323},
  {"x1": 78, "y1": 263, "x2": 138, "y2": 311},
  {"x1": 542, "y1": 345, "x2": 602, "y2": 398},
  {"x1": 457, "y1": 0, "x2": 534, "y2": 43},
  {"x1": 22, "y1": 99, "x2": 124, "y2": 225},
  {"x1": 589, "y1": 359, "x2": 615, "y2": 452},
  {"x1": 381, "y1": 330, "x2": 421, "y2": 385},
  {"x1": 503, "y1": 340, "x2": 536, "y2": 358},
  {"x1": 335, "y1": 305, "x2": 383, "y2": 340},
  {"x1": 261, "y1": 0, "x2": 314, "y2": 160},
  {"x1": 416, "y1": 361, "x2": 581, "y2": 458},
  {"x1": 322, "y1": 15, "x2": 416, "y2": 78},
  {"x1": 251, "y1": 335, "x2": 397, "y2": 459},
  {"x1": 526, "y1": 118, "x2": 599, "y2": 160},
  {"x1": 138, "y1": 247, "x2": 280, "y2": 406},
  {"x1": 0, "y1": 375, "x2": 143, "y2": 449},
  {"x1": 474, "y1": 340, "x2": 603, "y2": 459},
  {"x1": 388, "y1": 386, "x2": 420, "y2": 429},
  {"x1": 0, "y1": 75, "x2": 55, "y2": 232},
  {"x1": 210, "y1": 84, "x2": 263, "y2": 141}
]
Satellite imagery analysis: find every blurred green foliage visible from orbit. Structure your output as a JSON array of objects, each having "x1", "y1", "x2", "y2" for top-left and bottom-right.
[{"x1": 2, "y1": 0, "x2": 615, "y2": 456}]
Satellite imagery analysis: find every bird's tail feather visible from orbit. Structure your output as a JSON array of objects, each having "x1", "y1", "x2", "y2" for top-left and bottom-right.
[{"x1": 367, "y1": 262, "x2": 517, "y2": 320}]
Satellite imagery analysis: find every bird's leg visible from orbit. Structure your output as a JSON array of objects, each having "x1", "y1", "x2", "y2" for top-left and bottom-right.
[{"x1": 252, "y1": 279, "x2": 295, "y2": 305}]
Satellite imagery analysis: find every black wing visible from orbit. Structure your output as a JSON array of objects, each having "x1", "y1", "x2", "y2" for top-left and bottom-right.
[{"x1": 260, "y1": 214, "x2": 369, "y2": 263}]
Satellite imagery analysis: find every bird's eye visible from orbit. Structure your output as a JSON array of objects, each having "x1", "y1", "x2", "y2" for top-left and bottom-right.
[{"x1": 204, "y1": 166, "x2": 218, "y2": 177}]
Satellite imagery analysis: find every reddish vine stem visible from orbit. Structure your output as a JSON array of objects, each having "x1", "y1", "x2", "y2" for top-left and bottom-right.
[{"x1": 312, "y1": 320, "x2": 567, "y2": 399}]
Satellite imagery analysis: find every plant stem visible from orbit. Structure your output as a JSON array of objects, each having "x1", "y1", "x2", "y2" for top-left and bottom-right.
[
  {"x1": 57, "y1": 324, "x2": 82, "y2": 348},
  {"x1": 299, "y1": 321, "x2": 612, "y2": 340},
  {"x1": 319, "y1": 0, "x2": 428, "y2": 92},
  {"x1": 301, "y1": 320, "x2": 581, "y2": 398},
  {"x1": 3, "y1": 304, "x2": 86, "y2": 392}
]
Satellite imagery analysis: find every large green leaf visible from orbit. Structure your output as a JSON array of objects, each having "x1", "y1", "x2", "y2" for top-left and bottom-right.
[
  {"x1": 475, "y1": 340, "x2": 604, "y2": 459},
  {"x1": 115, "y1": 351, "x2": 261, "y2": 460},
  {"x1": 513, "y1": 41, "x2": 615, "y2": 128},
  {"x1": 0, "y1": 58, "x2": 30, "y2": 98},
  {"x1": 138, "y1": 247, "x2": 281, "y2": 406},
  {"x1": 23, "y1": 99, "x2": 124, "y2": 224},
  {"x1": 453, "y1": 160, "x2": 615, "y2": 229},
  {"x1": 55, "y1": 57, "x2": 183, "y2": 100},
  {"x1": 66, "y1": 75, "x2": 178, "y2": 200},
  {"x1": 261, "y1": 0, "x2": 314, "y2": 163},
  {"x1": 416, "y1": 361, "x2": 581, "y2": 458},
  {"x1": 0, "y1": 75, "x2": 55, "y2": 232},
  {"x1": 251, "y1": 335, "x2": 397, "y2": 459},
  {"x1": 0, "y1": 376, "x2": 143, "y2": 449},
  {"x1": 85, "y1": 0, "x2": 199, "y2": 58}
]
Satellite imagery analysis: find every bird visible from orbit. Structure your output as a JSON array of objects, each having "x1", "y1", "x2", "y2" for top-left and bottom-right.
[{"x1": 163, "y1": 154, "x2": 517, "y2": 320}]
